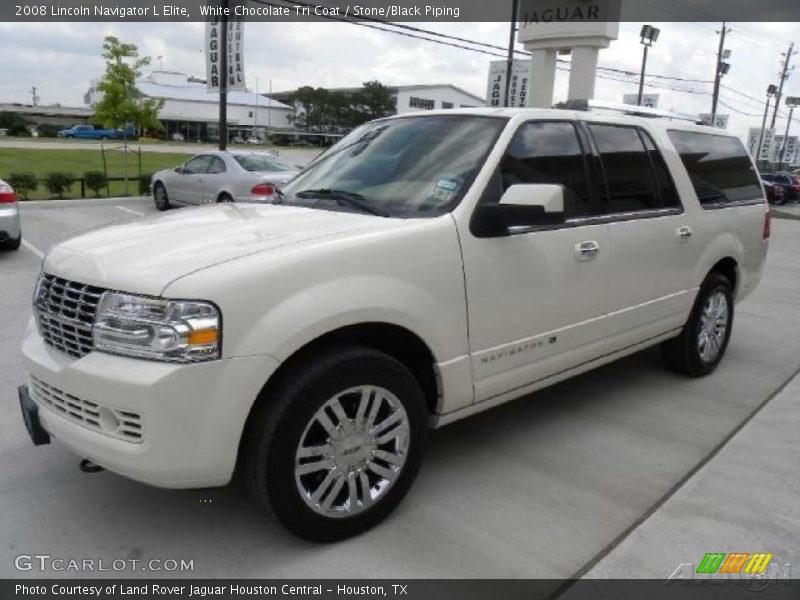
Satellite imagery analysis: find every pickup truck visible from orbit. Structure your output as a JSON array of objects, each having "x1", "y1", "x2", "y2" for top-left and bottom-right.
[{"x1": 57, "y1": 124, "x2": 133, "y2": 140}]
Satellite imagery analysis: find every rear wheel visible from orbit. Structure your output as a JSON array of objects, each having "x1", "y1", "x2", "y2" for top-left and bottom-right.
[
  {"x1": 661, "y1": 272, "x2": 733, "y2": 377},
  {"x1": 2, "y1": 235, "x2": 21, "y2": 251},
  {"x1": 153, "y1": 182, "x2": 170, "y2": 211},
  {"x1": 242, "y1": 345, "x2": 428, "y2": 542}
]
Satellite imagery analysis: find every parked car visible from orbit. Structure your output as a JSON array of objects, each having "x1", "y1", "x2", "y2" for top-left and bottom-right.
[
  {"x1": 245, "y1": 137, "x2": 264, "y2": 145},
  {"x1": 150, "y1": 151, "x2": 298, "y2": 209},
  {"x1": 19, "y1": 109, "x2": 769, "y2": 542},
  {"x1": 170, "y1": 133, "x2": 185, "y2": 142},
  {"x1": 762, "y1": 178, "x2": 787, "y2": 205},
  {"x1": 57, "y1": 124, "x2": 134, "y2": 140},
  {"x1": 761, "y1": 172, "x2": 800, "y2": 202},
  {"x1": 0, "y1": 179, "x2": 21, "y2": 251}
]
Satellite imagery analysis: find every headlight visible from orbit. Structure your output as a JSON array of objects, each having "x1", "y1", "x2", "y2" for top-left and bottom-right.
[{"x1": 93, "y1": 292, "x2": 221, "y2": 363}]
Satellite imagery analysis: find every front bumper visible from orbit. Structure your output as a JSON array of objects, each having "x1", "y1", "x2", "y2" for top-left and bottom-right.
[{"x1": 21, "y1": 319, "x2": 279, "y2": 488}]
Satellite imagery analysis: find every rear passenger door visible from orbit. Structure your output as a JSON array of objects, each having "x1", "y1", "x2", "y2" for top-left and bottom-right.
[{"x1": 586, "y1": 123, "x2": 697, "y2": 349}]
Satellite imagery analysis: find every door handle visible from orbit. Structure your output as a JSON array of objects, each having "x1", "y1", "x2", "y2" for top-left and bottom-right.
[
  {"x1": 676, "y1": 225, "x2": 693, "y2": 241},
  {"x1": 575, "y1": 240, "x2": 600, "y2": 261}
]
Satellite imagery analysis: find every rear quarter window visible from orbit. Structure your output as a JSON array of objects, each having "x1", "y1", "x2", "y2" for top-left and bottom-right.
[{"x1": 667, "y1": 130, "x2": 762, "y2": 208}]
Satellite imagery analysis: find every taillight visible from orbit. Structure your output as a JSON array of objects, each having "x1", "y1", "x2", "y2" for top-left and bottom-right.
[
  {"x1": 763, "y1": 211, "x2": 771, "y2": 240},
  {"x1": 0, "y1": 184, "x2": 16, "y2": 203},
  {"x1": 251, "y1": 183, "x2": 276, "y2": 197}
]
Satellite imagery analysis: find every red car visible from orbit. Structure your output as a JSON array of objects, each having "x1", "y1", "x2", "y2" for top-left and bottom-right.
[
  {"x1": 762, "y1": 173, "x2": 800, "y2": 202},
  {"x1": 761, "y1": 178, "x2": 787, "y2": 205}
]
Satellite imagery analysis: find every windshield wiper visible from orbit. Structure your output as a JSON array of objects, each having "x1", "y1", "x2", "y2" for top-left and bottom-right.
[{"x1": 295, "y1": 188, "x2": 389, "y2": 217}]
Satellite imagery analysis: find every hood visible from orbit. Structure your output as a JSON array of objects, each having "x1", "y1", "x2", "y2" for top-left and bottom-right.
[{"x1": 44, "y1": 204, "x2": 403, "y2": 296}]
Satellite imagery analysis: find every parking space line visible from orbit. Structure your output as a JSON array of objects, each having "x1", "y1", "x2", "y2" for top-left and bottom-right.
[
  {"x1": 21, "y1": 239, "x2": 44, "y2": 259},
  {"x1": 117, "y1": 206, "x2": 145, "y2": 216}
]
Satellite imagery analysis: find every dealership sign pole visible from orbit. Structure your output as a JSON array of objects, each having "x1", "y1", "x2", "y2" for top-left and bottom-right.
[{"x1": 219, "y1": 0, "x2": 228, "y2": 151}]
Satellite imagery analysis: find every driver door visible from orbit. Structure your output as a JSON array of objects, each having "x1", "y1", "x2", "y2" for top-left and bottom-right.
[
  {"x1": 458, "y1": 120, "x2": 611, "y2": 403},
  {"x1": 172, "y1": 155, "x2": 213, "y2": 204}
]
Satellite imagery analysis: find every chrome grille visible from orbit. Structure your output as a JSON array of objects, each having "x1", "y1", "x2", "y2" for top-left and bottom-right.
[
  {"x1": 34, "y1": 273, "x2": 106, "y2": 359},
  {"x1": 30, "y1": 376, "x2": 143, "y2": 443}
]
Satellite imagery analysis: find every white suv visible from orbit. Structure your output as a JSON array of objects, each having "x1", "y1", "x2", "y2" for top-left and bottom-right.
[{"x1": 19, "y1": 108, "x2": 769, "y2": 541}]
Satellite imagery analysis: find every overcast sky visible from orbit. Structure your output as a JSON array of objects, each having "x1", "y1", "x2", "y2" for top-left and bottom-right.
[{"x1": 0, "y1": 21, "x2": 798, "y2": 141}]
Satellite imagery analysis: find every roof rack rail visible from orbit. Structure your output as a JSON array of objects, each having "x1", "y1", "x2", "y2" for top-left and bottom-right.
[{"x1": 561, "y1": 99, "x2": 703, "y2": 124}]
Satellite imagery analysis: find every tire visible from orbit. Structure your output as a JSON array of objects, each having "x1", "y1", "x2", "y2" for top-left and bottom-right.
[
  {"x1": 153, "y1": 182, "x2": 170, "y2": 211},
  {"x1": 241, "y1": 345, "x2": 428, "y2": 542},
  {"x1": 661, "y1": 272, "x2": 734, "y2": 377},
  {"x1": 2, "y1": 235, "x2": 21, "y2": 251},
  {"x1": 217, "y1": 193, "x2": 234, "y2": 203}
]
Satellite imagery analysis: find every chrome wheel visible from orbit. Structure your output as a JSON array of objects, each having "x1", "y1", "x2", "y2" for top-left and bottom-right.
[
  {"x1": 294, "y1": 385, "x2": 410, "y2": 519},
  {"x1": 697, "y1": 290, "x2": 729, "y2": 363}
]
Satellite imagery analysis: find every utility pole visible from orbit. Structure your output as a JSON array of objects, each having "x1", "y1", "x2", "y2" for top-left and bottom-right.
[
  {"x1": 503, "y1": 0, "x2": 519, "y2": 107},
  {"x1": 757, "y1": 85, "x2": 777, "y2": 168},
  {"x1": 30, "y1": 86, "x2": 39, "y2": 106},
  {"x1": 770, "y1": 42, "x2": 796, "y2": 129},
  {"x1": 710, "y1": 22, "x2": 730, "y2": 121},
  {"x1": 219, "y1": 0, "x2": 229, "y2": 151}
]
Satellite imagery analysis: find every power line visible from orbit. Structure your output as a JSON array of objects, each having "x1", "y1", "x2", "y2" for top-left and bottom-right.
[{"x1": 252, "y1": 0, "x2": 792, "y2": 120}]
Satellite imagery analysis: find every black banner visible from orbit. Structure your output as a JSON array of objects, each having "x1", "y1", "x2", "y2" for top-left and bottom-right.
[
  {"x1": 4, "y1": 580, "x2": 800, "y2": 600},
  {"x1": 3, "y1": 0, "x2": 800, "y2": 22}
]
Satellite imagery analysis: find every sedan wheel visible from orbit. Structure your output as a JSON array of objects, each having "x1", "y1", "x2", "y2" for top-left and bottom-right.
[{"x1": 153, "y1": 183, "x2": 170, "y2": 211}]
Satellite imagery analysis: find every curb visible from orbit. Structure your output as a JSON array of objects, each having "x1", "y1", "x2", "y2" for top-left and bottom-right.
[{"x1": 19, "y1": 196, "x2": 149, "y2": 207}]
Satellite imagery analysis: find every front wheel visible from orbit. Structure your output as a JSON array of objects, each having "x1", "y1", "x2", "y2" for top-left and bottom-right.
[
  {"x1": 242, "y1": 346, "x2": 428, "y2": 542},
  {"x1": 153, "y1": 182, "x2": 170, "y2": 211},
  {"x1": 661, "y1": 272, "x2": 734, "y2": 377}
]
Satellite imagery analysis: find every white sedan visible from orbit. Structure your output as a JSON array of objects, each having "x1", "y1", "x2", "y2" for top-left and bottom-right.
[{"x1": 151, "y1": 151, "x2": 299, "y2": 210}]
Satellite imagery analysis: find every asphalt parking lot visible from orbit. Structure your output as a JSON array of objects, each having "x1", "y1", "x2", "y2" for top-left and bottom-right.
[{"x1": 1, "y1": 198, "x2": 799, "y2": 588}]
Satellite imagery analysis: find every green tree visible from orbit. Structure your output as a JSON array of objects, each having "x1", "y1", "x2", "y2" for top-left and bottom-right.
[
  {"x1": 355, "y1": 81, "x2": 396, "y2": 122},
  {"x1": 91, "y1": 36, "x2": 164, "y2": 137}
]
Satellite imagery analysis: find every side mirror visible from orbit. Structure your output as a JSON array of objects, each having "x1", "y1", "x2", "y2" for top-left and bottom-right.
[
  {"x1": 473, "y1": 184, "x2": 566, "y2": 237},
  {"x1": 175, "y1": 166, "x2": 184, "y2": 174}
]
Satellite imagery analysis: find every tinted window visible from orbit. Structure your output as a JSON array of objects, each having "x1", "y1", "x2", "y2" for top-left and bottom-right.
[
  {"x1": 500, "y1": 121, "x2": 596, "y2": 218},
  {"x1": 184, "y1": 155, "x2": 213, "y2": 174},
  {"x1": 667, "y1": 130, "x2": 761, "y2": 206},
  {"x1": 641, "y1": 130, "x2": 681, "y2": 208},
  {"x1": 589, "y1": 124, "x2": 661, "y2": 213}
]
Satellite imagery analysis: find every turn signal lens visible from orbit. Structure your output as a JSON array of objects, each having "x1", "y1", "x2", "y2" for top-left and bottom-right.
[{"x1": 187, "y1": 328, "x2": 220, "y2": 346}]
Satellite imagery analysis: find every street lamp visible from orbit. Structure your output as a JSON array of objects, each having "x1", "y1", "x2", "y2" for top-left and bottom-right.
[
  {"x1": 756, "y1": 84, "x2": 778, "y2": 167},
  {"x1": 637, "y1": 24, "x2": 660, "y2": 106},
  {"x1": 779, "y1": 96, "x2": 800, "y2": 170}
]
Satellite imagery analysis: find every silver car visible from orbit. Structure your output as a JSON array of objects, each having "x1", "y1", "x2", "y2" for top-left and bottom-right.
[
  {"x1": 150, "y1": 151, "x2": 299, "y2": 211},
  {"x1": 0, "y1": 179, "x2": 21, "y2": 251}
]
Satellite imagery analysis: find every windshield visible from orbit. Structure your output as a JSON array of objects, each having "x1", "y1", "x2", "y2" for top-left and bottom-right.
[
  {"x1": 233, "y1": 154, "x2": 295, "y2": 172},
  {"x1": 280, "y1": 115, "x2": 507, "y2": 217}
]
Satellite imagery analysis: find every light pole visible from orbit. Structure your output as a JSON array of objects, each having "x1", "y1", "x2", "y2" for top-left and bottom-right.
[
  {"x1": 637, "y1": 24, "x2": 660, "y2": 106},
  {"x1": 756, "y1": 85, "x2": 778, "y2": 169},
  {"x1": 779, "y1": 96, "x2": 800, "y2": 170}
]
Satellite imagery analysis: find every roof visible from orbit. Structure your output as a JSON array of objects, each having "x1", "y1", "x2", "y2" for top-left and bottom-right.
[
  {"x1": 270, "y1": 83, "x2": 485, "y2": 105},
  {"x1": 137, "y1": 80, "x2": 291, "y2": 110},
  {"x1": 379, "y1": 106, "x2": 734, "y2": 134}
]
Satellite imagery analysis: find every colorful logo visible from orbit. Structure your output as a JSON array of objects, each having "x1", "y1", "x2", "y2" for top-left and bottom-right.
[{"x1": 696, "y1": 552, "x2": 774, "y2": 575}]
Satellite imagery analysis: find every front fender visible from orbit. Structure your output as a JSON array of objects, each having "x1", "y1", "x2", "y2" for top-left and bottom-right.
[{"x1": 235, "y1": 275, "x2": 453, "y2": 363}]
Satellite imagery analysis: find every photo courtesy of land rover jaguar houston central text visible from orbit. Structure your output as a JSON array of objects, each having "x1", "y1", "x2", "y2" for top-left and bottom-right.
[{"x1": 18, "y1": 108, "x2": 769, "y2": 541}]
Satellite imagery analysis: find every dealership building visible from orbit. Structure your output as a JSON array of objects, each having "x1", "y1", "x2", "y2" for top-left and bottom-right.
[
  {"x1": 84, "y1": 71, "x2": 294, "y2": 141},
  {"x1": 269, "y1": 83, "x2": 485, "y2": 116}
]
